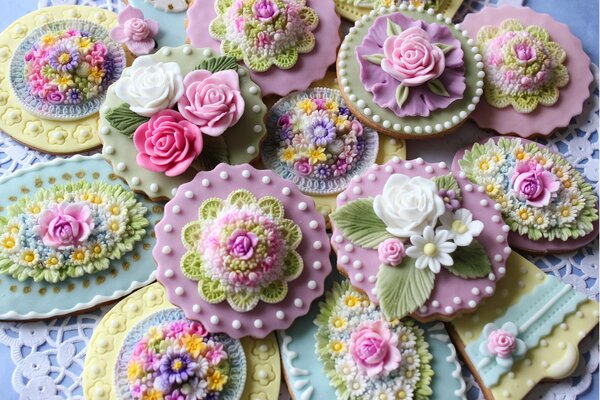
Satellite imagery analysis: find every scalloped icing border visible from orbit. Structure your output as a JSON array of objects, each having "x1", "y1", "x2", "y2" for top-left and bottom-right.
[
  {"x1": 333, "y1": 0, "x2": 464, "y2": 22},
  {"x1": 0, "y1": 154, "x2": 158, "y2": 320},
  {"x1": 0, "y1": 6, "x2": 126, "y2": 154},
  {"x1": 449, "y1": 252, "x2": 600, "y2": 400},
  {"x1": 83, "y1": 282, "x2": 281, "y2": 400}
]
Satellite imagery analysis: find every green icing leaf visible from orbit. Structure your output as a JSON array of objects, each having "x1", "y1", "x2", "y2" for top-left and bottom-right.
[
  {"x1": 191, "y1": 136, "x2": 230, "y2": 171},
  {"x1": 435, "y1": 42, "x2": 455, "y2": 54},
  {"x1": 447, "y1": 240, "x2": 492, "y2": 279},
  {"x1": 396, "y1": 84, "x2": 410, "y2": 109},
  {"x1": 105, "y1": 103, "x2": 149, "y2": 138},
  {"x1": 182, "y1": 221, "x2": 202, "y2": 250},
  {"x1": 194, "y1": 55, "x2": 238, "y2": 73},
  {"x1": 199, "y1": 198, "x2": 224, "y2": 220},
  {"x1": 362, "y1": 53, "x2": 385, "y2": 65},
  {"x1": 227, "y1": 288, "x2": 260, "y2": 312},
  {"x1": 376, "y1": 260, "x2": 435, "y2": 320},
  {"x1": 180, "y1": 251, "x2": 204, "y2": 280},
  {"x1": 280, "y1": 219, "x2": 302, "y2": 249},
  {"x1": 257, "y1": 196, "x2": 284, "y2": 219},
  {"x1": 433, "y1": 173, "x2": 462, "y2": 201},
  {"x1": 198, "y1": 276, "x2": 226, "y2": 304},
  {"x1": 386, "y1": 18, "x2": 402, "y2": 36},
  {"x1": 259, "y1": 280, "x2": 288, "y2": 304},
  {"x1": 330, "y1": 198, "x2": 391, "y2": 249},
  {"x1": 427, "y1": 79, "x2": 450, "y2": 97}
]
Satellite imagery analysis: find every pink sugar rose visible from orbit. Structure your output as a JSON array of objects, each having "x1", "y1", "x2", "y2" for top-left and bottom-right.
[
  {"x1": 110, "y1": 5, "x2": 159, "y2": 56},
  {"x1": 177, "y1": 69, "x2": 245, "y2": 137},
  {"x1": 377, "y1": 238, "x2": 405, "y2": 266},
  {"x1": 512, "y1": 161, "x2": 559, "y2": 207},
  {"x1": 37, "y1": 203, "x2": 94, "y2": 249},
  {"x1": 350, "y1": 320, "x2": 402, "y2": 377},
  {"x1": 253, "y1": 0, "x2": 280, "y2": 22},
  {"x1": 381, "y1": 26, "x2": 446, "y2": 87},
  {"x1": 487, "y1": 329, "x2": 517, "y2": 358},
  {"x1": 227, "y1": 229, "x2": 259, "y2": 260},
  {"x1": 133, "y1": 109, "x2": 203, "y2": 177}
]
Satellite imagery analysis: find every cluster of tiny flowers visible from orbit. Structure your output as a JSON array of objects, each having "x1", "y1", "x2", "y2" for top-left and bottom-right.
[
  {"x1": 0, "y1": 187, "x2": 129, "y2": 273},
  {"x1": 198, "y1": 203, "x2": 287, "y2": 293},
  {"x1": 24, "y1": 29, "x2": 114, "y2": 105},
  {"x1": 276, "y1": 98, "x2": 366, "y2": 180},
  {"x1": 127, "y1": 321, "x2": 230, "y2": 400},
  {"x1": 327, "y1": 288, "x2": 423, "y2": 400},
  {"x1": 470, "y1": 140, "x2": 584, "y2": 234}
]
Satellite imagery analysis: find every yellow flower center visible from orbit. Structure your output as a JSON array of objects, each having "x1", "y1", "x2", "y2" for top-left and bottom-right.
[
  {"x1": 400, "y1": 334, "x2": 408, "y2": 342},
  {"x1": 111, "y1": 206, "x2": 120, "y2": 215},
  {"x1": 405, "y1": 370, "x2": 414, "y2": 378},
  {"x1": 452, "y1": 220, "x2": 468, "y2": 234},
  {"x1": 485, "y1": 184, "x2": 495, "y2": 194},
  {"x1": 9, "y1": 226, "x2": 19, "y2": 234},
  {"x1": 561, "y1": 209, "x2": 570, "y2": 217},
  {"x1": 2, "y1": 237, "x2": 15, "y2": 249},
  {"x1": 333, "y1": 317, "x2": 345, "y2": 328},
  {"x1": 406, "y1": 356, "x2": 414, "y2": 364},
  {"x1": 58, "y1": 53, "x2": 71, "y2": 65},
  {"x1": 423, "y1": 243, "x2": 437, "y2": 257},
  {"x1": 397, "y1": 390, "x2": 406, "y2": 399},
  {"x1": 519, "y1": 211, "x2": 530, "y2": 220},
  {"x1": 564, "y1": 180, "x2": 572, "y2": 188},
  {"x1": 110, "y1": 222, "x2": 120, "y2": 232},
  {"x1": 331, "y1": 341, "x2": 344, "y2": 352},
  {"x1": 74, "y1": 251, "x2": 85, "y2": 261},
  {"x1": 93, "y1": 245, "x2": 102, "y2": 254},
  {"x1": 47, "y1": 257, "x2": 58, "y2": 265},
  {"x1": 516, "y1": 151, "x2": 526, "y2": 160},
  {"x1": 478, "y1": 161, "x2": 490, "y2": 171},
  {"x1": 23, "y1": 252, "x2": 34, "y2": 262},
  {"x1": 172, "y1": 359, "x2": 183, "y2": 371},
  {"x1": 31, "y1": 206, "x2": 41, "y2": 214},
  {"x1": 536, "y1": 216, "x2": 544, "y2": 224}
]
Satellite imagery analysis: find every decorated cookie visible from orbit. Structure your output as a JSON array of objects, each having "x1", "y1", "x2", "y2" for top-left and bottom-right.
[
  {"x1": 329, "y1": 158, "x2": 510, "y2": 322},
  {"x1": 453, "y1": 137, "x2": 599, "y2": 253},
  {"x1": 0, "y1": 155, "x2": 160, "y2": 320},
  {"x1": 279, "y1": 277, "x2": 467, "y2": 400},
  {"x1": 123, "y1": 0, "x2": 188, "y2": 49},
  {"x1": 449, "y1": 253, "x2": 599, "y2": 400},
  {"x1": 153, "y1": 164, "x2": 331, "y2": 338},
  {"x1": 187, "y1": 0, "x2": 340, "y2": 96},
  {"x1": 334, "y1": 0, "x2": 464, "y2": 23},
  {"x1": 110, "y1": 6, "x2": 160, "y2": 56},
  {"x1": 84, "y1": 283, "x2": 282, "y2": 400},
  {"x1": 0, "y1": 6, "x2": 126, "y2": 154},
  {"x1": 337, "y1": 5, "x2": 484, "y2": 139},
  {"x1": 99, "y1": 45, "x2": 267, "y2": 201},
  {"x1": 462, "y1": 5, "x2": 593, "y2": 137}
]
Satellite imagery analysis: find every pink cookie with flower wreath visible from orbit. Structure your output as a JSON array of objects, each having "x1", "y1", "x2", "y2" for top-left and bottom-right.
[
  {"x1": 462, "y1": 5, "x2": 592, "y2": 138},
  {"x1": 186, "y1": 0, "x2": 340, "y2": 96},
  {"x1": 329, "y1": 157, "x2": 509, "y2": 322},
  {"x1": 154, "y1": 164, "x2": 332, "y2": 338}
]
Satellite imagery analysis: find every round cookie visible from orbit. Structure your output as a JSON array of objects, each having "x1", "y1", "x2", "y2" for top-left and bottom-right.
[
  {"x1": 0, "y1": 6, "x2": 127, "y2": 154},
  {"x1": 329, "y1": 158, "x2": 510, "y2": 322},
  {"x1": 337, "y1": 4, "x2": 484, "y2": 139},
  {"x1": 462, "y1": 5, "x2": 593, "y2": 138},
  {"x1": 83, "y1": 283, "x2": 282, "y2": 400},
  {"x1": 99, "y1": 45, "x2": 267, "y2": 201},
  {"x1": 153, "y1": 164, "x2": 332, "y2": 338},
  {"x1": 186, "y1": 0, "x2": 341, "y2": 96},
  {"x1": 0, "y1": 155, "x2": 159, "y2": 319},
  {"x1": 124, "y1": 0, "x2": 188, "y2": 49},
  {"x1": 452, "y1": 136, "x2": 599, "y2": 253}
]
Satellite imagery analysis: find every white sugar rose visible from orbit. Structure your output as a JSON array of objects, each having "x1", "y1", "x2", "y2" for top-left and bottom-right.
[
  {"x1": 114, "y1": 57, "x2": 184, "y2": 117},
  {"x1": 373, "y1": 174, "x2": 445, "y2": 238}
]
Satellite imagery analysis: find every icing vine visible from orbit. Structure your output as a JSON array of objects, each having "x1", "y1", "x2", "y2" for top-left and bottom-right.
[
  {"x1": 0, "y1": 181, "x2": 148, "y2": 282},
  {"x1": 209, "y1": 0, "x2": 319, "y2": 72},
  {"x1": 180, "y1": 189, "x2": 303, "y2": 312},
  {"x1": 477, "y1": 19, "x2": 569, "y2": 113},
  {"x1": 458, "y1": 138, "x2": 598, "y2": 241},
  {"x1": 330, "y1": 172, "x2": 491, "y2": 320}
]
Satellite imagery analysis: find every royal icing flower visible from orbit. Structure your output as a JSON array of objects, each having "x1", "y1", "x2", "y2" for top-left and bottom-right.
[
  {"x1": 133, "y1": 109, "x2": 203, "y2": 177},
  {"x1": 438, "y1": 188, "x2": 460, "y2": 211},
  {"x1": 405, "y1": 226, "x2": 457, "y2": 273},
  {"x1": 477, "y1": 19, "x2": 569, "y2": 113},
  {"x1": 381, "y1": 26, "x2": 446, "y2": 87},
  {"x1": 438, "y1": 208, "x2": 484, "y2": 247},
  {"x1": 350, "y1": 320, "x2": 402, "y2": 377},
  {"x1": 37, "y1": 203, "x2": 94, "y2": 249},
  {"x1": 478, "y1": 322, "x2": 527, "y2": 369},
  {"x1": 373, "y1": 174, "x2": 446, "y2": 238},
  {"x1": 511, "y1": 160, "x2": 560, "y2": 207},
  {"x1": 114, "y1": 57, "x2": 184, "y2": 117},
  {"x1": 227, "y1": 229, "x2": 258, "y2": 260},
  {"x1": 110, "y1": 6, "x2": 159, "y2": 56},
  {"x1": 177, "y1": 69, "x2": 245, "y2": 137},
  {"x1": 377, "y1": 238, "x2": 405, "y2": 266},
  {"x1": 252, "y1": 0, "x2": 280, "y2": 22}
]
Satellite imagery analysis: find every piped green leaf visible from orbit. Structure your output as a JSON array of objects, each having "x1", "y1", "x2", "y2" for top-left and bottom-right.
[
  {"x1": 377, "y1": 260, "x2": 435, "y2": 320},
  {"x1": 194, "y1": 55, "x2": 238, "y2": 73},
  {"x1": 386, "y1": 18, "x2": 403, "y2": 36},
  {"x1": 435, "y1": 43, "x2": 455, "y2": 54},
  {"x1": 329, "y1": 198, "x2": 392, "y2": 249},
  {"x1": 447, "y1": 240, "x2": 493, "y2": 279},
  {"x1": 396, "y1": 84, "x2": 410, "y2": 109},
  {"x1": 427, "y1": 79, "x2": 450, "y2": 97},
  {"x1": 105, "y1": 104, "x2": 149, "y2": 138},
  {"x1": 433, "y1": 173, "x2": 462, "y2": 201},
  {"x1": 191, "y1": 136, "x2": 229, "y2": 171},
  {"x1": 362, "y1": 53, "x2": 385, "y2": 65}
]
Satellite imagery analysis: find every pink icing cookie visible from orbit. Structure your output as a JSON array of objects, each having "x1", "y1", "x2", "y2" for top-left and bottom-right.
[
  {"x1": 186, "y1": 0, "x2": 340, "y2": 96},
  {"x1": 329, "y1": 157, "x2": 509, "y2": 321},
  {"x1": 153, "y1": 164, "x2": 331, "y2": 338},
  {"x1": 462, "y1": 5, "x2": 592, "y2": 138}
]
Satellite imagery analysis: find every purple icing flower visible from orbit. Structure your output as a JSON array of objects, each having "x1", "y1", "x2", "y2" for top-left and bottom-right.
[
  {"x1": 277, "y1": 114, "x2": 291, "y2": 128},
  {"x1": 252, "y1": 0, "x2": 280, "y2": 22},
  {"x1": 314, "y1": 164, "x2": 332, "y2": 179},
  {"x1": 64, "y1": 88, "x2": 82, "y2": 104},
  {"x1": 511, "y1": 161, "x2": 559, "y2": 207},
  {"x1": 338, "y1": 106, "x2": 351, "y2": 116},
  {"x1": 294, "y1": 159, "x2": 312, "y2": 176},
  {"x1": 513, "y1": 42, "x2": 536, "y2": 63},
  {"x1": 46, "y1": 89, "x2": 66, "y2": 105},
  {"x1": 48, "y1": 42, "x2": 80, "y2": 72},
  {"x1": 333, "y1": 157, "x2": 350, "y2": 177},
  {"x1": 110, "y1": 6, "x2": 159, "y2": 56},
  {"x1": 227, "y1": 229, "x2": 258, "y2": 260},
  {"x1": 159, "y1": 349, "x2": 197, "y2": 385},
  {"x1": 306, "y1": 117, "x2": 336, "y2": 146},
  {"x1": 438, "y1": 188, "x2": 460, "y2": 211}
]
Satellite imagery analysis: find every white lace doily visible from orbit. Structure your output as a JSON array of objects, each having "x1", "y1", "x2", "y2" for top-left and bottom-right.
[{"x1": 0, "y1": 1, "x2": 597, "y2": 399}]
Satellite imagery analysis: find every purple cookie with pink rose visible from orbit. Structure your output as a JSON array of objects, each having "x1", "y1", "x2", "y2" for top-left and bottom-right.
[{"x1": 329, "y1": 157, "x2": 509, "y2": 322}]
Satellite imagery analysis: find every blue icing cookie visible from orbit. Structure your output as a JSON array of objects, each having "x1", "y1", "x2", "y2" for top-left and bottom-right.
[{"x1": 128, "y1": 0, "x2": 187, "y2": 48}]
